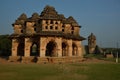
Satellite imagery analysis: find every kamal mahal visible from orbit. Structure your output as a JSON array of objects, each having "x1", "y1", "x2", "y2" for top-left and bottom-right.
[{"x1": 9, "y1": 5, "x2": 86, "y2": 63}]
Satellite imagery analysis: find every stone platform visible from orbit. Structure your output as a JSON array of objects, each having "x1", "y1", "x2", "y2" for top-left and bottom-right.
[{"x1": 9, "y1": 56, "x2": 84, "y2": 63}]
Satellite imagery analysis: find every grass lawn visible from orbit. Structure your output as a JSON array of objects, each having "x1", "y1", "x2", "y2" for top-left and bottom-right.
[{"x1": 0, "y1": 63, "x2": 120, "y2": 80}]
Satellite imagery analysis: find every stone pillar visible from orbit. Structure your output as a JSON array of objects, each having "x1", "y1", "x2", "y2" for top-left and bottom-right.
[
  {"x1": 65, "y1": 47, "x2": 68, "y2": 56},
  {"x1": 56, "y1": 38, "x2": 62, "y2": 57},
  {"x1": 76, "y1": 41, "x2": 83, "y2": 57},
  {"x1": 9, "y1": 39, "x2": 19, "y2": 62},
  {"x1": 11, "y1": 39, "x2": 19, "y2": 56},
  {"x1": 67, "y1": 39, "x2": 72, "y2": 57},
  {"x1": 24, "y1": 38, "x2": 32, "y2": 57},
  {"x1": 40, "y1": 37, "x2": 46, "y2": 57},
  {"x1": 62, "y1": 48, "x2": 64, "y2": 56},
  {"x1": 77, "y1": 47, "x2": 82, "y2": 56},
  {"x1": 73, "y1": 47, "x2": 77, "y2": 56}
]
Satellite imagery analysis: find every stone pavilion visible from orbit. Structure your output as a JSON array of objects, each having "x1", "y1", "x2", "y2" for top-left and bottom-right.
[{"x1": 9, "y1": 5, "x2": 85, "y2": 63}]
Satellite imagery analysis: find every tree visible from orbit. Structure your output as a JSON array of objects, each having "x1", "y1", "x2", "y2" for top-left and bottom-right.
[{"x1": 0, "y1": 35, "x2": 11, "y2": 56}]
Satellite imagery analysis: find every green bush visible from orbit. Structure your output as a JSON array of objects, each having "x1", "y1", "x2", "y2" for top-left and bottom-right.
[{"x1": 84, "y1": 53, "x2": 104, "y2": 59}]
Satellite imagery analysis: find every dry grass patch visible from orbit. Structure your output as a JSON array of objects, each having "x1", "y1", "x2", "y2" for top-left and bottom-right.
[{"x1": 0, "y1": 62, "x2": 120, "y2": 80}]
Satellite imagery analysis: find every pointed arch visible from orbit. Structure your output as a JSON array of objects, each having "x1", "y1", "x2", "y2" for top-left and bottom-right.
[
  {"x1": 62, "y1": 42, "x2": 68, "y2": 56},
  {"x1": 45, "y1": 41, "x2": 58, "y2": 57},
  {"x1": 72, "y1": 43, "x2": 77, "y2": 56},
  {"x1": 17, "y1": 42, "x2": 24, "y2": 56},
  {"x1": 30, "y1": 43, "x2": 39, "y2": 56}
]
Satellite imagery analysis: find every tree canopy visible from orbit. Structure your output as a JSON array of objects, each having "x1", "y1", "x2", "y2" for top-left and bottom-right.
[{"x1": 0, "y1": 35, "x2": 11, "y2": 56}]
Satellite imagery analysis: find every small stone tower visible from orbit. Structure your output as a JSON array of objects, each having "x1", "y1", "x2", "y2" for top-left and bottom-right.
[{"x1": 88, "y1": 33, "x2": 96, "y2": 54}]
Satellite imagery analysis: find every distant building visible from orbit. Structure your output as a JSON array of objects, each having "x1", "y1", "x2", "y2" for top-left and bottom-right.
[
  {"x1": 87, "y1": 33, "x2": 103, "y2": 54},
  {"x1": 88, "y1": 33, "x2": 96, "y2": 54},
  {"x1": 9, "y1": 5, "x2": 85, "y2": 63}
]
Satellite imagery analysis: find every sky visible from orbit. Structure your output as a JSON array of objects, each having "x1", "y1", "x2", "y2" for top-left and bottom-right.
[{"x1": 0, "y1": 0, "x2": 120, "y2": 48}]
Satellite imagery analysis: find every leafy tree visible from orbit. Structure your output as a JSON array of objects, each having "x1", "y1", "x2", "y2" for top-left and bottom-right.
[{"x1": 0, "y1": 35, "x2": 11, "y2": 56}]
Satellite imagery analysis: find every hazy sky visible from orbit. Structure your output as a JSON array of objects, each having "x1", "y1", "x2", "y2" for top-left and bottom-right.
[{"x1": 0, "y1": 0, "x2": 120, "y2": 48}]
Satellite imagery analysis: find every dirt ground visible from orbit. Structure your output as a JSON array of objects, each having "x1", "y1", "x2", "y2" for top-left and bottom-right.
[{"x1": 81, "y1": 58, "x2": 116, "y2": 64}]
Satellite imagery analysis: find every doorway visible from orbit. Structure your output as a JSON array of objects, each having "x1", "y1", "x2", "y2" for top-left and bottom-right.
[{"x1": 46, "y1": 41, "x2": 57, "y2": 57}]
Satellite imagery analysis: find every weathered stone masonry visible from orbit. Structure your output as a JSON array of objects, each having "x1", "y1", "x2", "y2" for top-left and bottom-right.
[{"x1": 9, "y1": 5, "x2": 85, "y2": 63}]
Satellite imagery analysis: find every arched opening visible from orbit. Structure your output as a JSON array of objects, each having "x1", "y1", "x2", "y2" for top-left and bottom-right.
[
  {"x1": 30, "y1": 43, "x2": 39, "y2": 56},
  {"x1": 46, "y1": 41, "x2": 57, "y2": 57},
  {"x1": 72, "y1": 43, "x2": 77, "y2": 56},
  {"x1": 17, "y1": 42, "x2": 24, "y2": 56},
  {"x1": 62, "y1": 42, "x2": 68, "y2": 56}
]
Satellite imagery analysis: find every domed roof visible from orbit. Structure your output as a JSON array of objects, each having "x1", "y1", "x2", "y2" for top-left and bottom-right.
[
  {"x1": 67, "y1": 16, "x2": 80, "y2": 27},
  {"x1": 31, "y1": 12, "x2": 39, "y2": 20},
  {"x1": 88, "y1": 33, "x2": 96, "y2": 40},
  {"x1": 13, "y1": 13, "x2": 27, "y2": 25},
  {"x1": 59, "y1": 14, "x2": 66, "y2": 19},
  {"x1": 40, "y1": 5, "x2": 60, "y2": 19},
  {"x1": 18, "y1": 13, "x2": 27, "y2": 20}
]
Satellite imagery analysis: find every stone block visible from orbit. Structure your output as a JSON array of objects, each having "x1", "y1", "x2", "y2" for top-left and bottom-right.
[
  {"x1": 22, "y1": 56, "x2": 35, "y2": 63},
  {"x1": 9, "y1": 56, "x2": 21, "y2": 62},
  {"x1": 37, "y1": 57, "x2": 48, "y2": 64},
  {"x1": 48, "y1": 57, "x2": 65, "y2": 63}
]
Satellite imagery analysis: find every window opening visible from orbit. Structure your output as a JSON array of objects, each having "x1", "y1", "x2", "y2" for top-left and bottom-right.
[
  {"x1": 21, "y1": 30, "x2": 23, "y2": 33},
  {"x1": 46, "y1": 26, "x2": 48, "y2": 29},
  {"x1": 34, "y1": 28, "x2": 36, "y2": 31},
  {"x1": 55, "y1": 26, "x2": 58, "y2": 30},
  {"x1": 62, "y1": 29, "x2": 64, "y2": 32},
  {"x1": 50, "y1": 26, "x2": 53, "y2": 29}
]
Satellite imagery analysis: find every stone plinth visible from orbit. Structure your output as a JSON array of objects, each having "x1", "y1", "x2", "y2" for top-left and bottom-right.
[
  {"x1": 37, "y1": 57, "x2": 48, "y2": 63},
  {"x1": 9, "y1": 56, "x2": 22, "y2": 62},
  {"x1": 48, "y1": 57, "x2": 65, "y2": 63},
  {"x1": 8, "y1": 56, "x2": 85, "y2": 63},
  {"x1": 22, "y1": 56, "x2": 35, "y2": 63}
]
